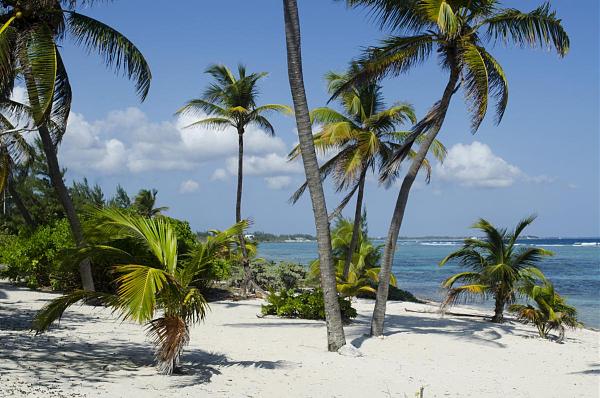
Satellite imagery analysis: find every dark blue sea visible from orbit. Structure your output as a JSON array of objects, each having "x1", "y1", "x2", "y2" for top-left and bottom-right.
[{"x1": 258, "y1": 238, "x2": 600, "y2": 328}]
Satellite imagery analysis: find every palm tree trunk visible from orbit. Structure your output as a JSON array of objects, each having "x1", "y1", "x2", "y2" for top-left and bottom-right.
[
  {"x1": 7, "y1": 178, "x2": 36, "y2": 229},
  {"x1": 283, "y1": 0, "x2": 346, "y2": 351},
  {"x1": 38, "y1": 125, "x2": 95, "y2": 291},
  {"x1": 236, "y1": 128, "x2": 251, "y2": 297},
  {"x1": 370, "y1": 68, "x2": 460, "y2": 337},
  {"x1": 342, "y1": 169, "x2": 367, "y2": 280},
  {"x1": 491, "y1": 296, "x2": 505, "y2": 323}
]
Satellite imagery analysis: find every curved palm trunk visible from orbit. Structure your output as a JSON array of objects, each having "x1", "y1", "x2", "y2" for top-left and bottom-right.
[
  {"x1": 342, "y1": 168, "x2": 367, "y2": 280},
  {"x1": 38, "y1": 125, "x2": 95, "y2": 291},
  {"x1": 7, "y1": 178, "x2": 36, "y2": 229},
  {"x1": 370, "y1": 68, "x2": 460, "y2": 337},
  {"x1": 236, "y1": 128, "x2": 252, "y2": 297},
  {"x1": 283, "y1": 0, "x2": 346, "y2": 351}
]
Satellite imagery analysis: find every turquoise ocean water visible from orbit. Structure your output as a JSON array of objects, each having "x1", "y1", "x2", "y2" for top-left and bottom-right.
[{"x1": 258, "y1": 238, "x2": 600, "y2": 328}]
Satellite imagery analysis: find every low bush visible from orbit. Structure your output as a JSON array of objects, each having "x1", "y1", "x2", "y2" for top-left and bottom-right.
[
  {"x1": 230, "y1": 260, "x2": 308, "y2": 291},
  {"x1": 261, "y1": 289, "x2": 357, "y2": 320},
  {"x1": 357, "y1": 284, "x2": 424, "y2": 303},
  {"x1": 0, "y1": 219, "x2": 76, "y2": 289}
]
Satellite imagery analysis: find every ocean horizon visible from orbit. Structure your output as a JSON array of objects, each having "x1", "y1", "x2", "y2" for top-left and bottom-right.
[{"x1": 258, "y1": 237, "x2": 600, "y2": 328}]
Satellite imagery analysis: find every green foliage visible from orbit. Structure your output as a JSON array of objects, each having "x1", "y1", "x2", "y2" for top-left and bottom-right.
[
  {"x1": 33, "y1": 208, "x2": 247, "y2": 374},
  {"x1": 509, "y1": 280, "x2": 581, "y2": 342},
  {"x1": 261, "y1": 289, "x2": 357, "y2": 321},
  {"x1": 0, "y1": 219, "x2": 75, "y2": 289},
  {"x1": 357, "y1": 285, "x2": 424, "y2": 303},
  {"x1": 228, "y1": 259, "x2": 308, "y2": 291},
  {"x1": 440, "y1": 216, "x2": 551, "y2": 322}
]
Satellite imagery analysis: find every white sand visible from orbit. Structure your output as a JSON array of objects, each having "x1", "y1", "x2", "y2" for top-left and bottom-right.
[{"x1": 1, "y1": 282, "x2": 598, "y2": 398}]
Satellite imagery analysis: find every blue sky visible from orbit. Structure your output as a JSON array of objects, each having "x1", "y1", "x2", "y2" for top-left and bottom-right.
[{"x1": 51, "y1": 0, "x2": 598, "y2": 237}]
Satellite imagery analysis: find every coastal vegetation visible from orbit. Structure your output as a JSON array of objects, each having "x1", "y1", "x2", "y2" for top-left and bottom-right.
[{"x1": 0, "y1": 0, "x2": 583, "y2": 386}]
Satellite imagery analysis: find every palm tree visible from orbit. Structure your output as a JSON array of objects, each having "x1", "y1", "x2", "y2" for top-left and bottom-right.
[
  {"x1": 289, "y1": 68, "x2": 445, "y2": 280},
  {"x1": 33, "y1": 207, "x2": 247, "y2": 374},
  {"x1": 440, "y1": 216, "x2": 551, "y2": 323},
  {"x1": 509, "y1": 280, "x2": 580, "y2": 342},
  {"x1": 133, "y1": 188, "x2": 168, "y2": 218},
  {"x1": 343, "y1": 0, "x2": 569, "y2": 336},
  {"x1": 282, "y1": 0, "x2": 346, "y2": 351},
  {"x1": 176, "y1": 64, "x2": 290, "y2": 297},
  {"x1": 0, "y1": 1, "x2": 152, "y2": 291}
]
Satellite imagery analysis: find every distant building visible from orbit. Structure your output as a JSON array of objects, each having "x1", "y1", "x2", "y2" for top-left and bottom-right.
[{"x1": 244, "y1": 234, "x2": 255, "y2": 240}]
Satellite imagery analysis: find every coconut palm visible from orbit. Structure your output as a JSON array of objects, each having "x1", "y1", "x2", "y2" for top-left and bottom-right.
[
  {"x1": 509, "y1": 280, "x2": 580, "y2": 342},
  {"x1": 33, "y1": 207, "x2": 247, "y2": 374},
  {"x1": 343, "y1": 0, "x2": 569, "y2": 336},
  {"x1": 133, "y1": 188, "x2": 168, "y2": 218},
  {"x1": 289, "y1": 68, "x2": 446, "y2": 280},
  {"x1": 176, "y1": 64, "x2": 290, "y2": 297},
  {"x1": 440, "y1": 216, "x2": 551, "y2": 323},
  {"x1": 282, "y1": 0, "x2": 346, "y2": 351},
  {"x1": 0, "y1": 0, "x2": 151, "y2": 290}
]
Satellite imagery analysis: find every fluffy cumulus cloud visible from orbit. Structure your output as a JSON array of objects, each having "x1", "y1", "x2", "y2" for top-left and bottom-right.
[
  {"x1": 264, "y1": 176, "x2": 292, "y2": 190},
  {"x1": 435, "y1": 142, "x2": 523, "y2": 188},
  {"x1": 59, "y1": 107, "x2": 288, "y2": 174},
  {"x1": 179, "y1": 179, "x2": 200, "y2": 194}
]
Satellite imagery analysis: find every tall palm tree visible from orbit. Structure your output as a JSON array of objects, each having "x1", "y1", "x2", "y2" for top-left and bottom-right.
[
  {"x1": 343, "y1": 0, "x2": 569, "y2": 336},
  {"x1": 289, "y1": 69, "x2": 445, "y2": 280},
  {"x1": 282, "y1": 0, "x2": 346, "y2": 351},
  {"x1": 440, "y1": 216, "x2": 551, "y2": 323},
  {"x1": 176, "y1": 64, "x2": 290, "y2": 296},
  {"x1": 133, "y1": 188, "x2": 168, "y2": 218},
  {"x1": 0, "y1": 0, "x2": 151, "y2": 291},
  {"x1": 33, "y1": 207, "x2": 247, "y2": 374}
]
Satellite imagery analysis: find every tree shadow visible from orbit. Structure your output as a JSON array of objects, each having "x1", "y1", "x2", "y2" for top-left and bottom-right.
[
  {"x1": 349, "y1": 311, "x2": 524, "y2": 349},
  {"x1": 0, "y1": 303, "x2": 294, "y2": 388},
  {"x1": 569, "y1": 363, "x2": 600, "y2": 375}
]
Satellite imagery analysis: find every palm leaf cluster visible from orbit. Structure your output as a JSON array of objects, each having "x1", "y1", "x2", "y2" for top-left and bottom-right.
[
  {"x1": 510, "y1": 280, "x2": 580, "y2": 342},
  {"x1": 33, "y1": 207, "x2": 247, "y2": 374},
  {"x1": 440, "y1": 215, "x2": 551, "y2": 323},
  {"x1": 343, "y1": 0, "x2": 568, "y2": 160}
]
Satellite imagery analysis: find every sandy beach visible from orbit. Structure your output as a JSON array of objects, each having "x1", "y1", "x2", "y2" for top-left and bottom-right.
[{"x1": 0, "y1": 282, "x2": 598, "y2": 398}]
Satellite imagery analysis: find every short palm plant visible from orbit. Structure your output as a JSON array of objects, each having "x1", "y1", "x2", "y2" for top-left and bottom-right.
[
  {"x1": 440, "y1": 216, "x2": 550, "y2": 323},
  {"x1": 290, "y1": 68, "x2": 445, "y2": 280},
  {"x1": 132, "y1": 188, "x2": 168, "y2": 218},
  {"x1": 510, "y1": 280, "x2": 580, "y2": 342},
  {"x1": 310, "y1": 216, "x2": 396, "y2": 298},
  {"x1": 176, "y1": 64, "x2": 291, "y2": 296},
  {"x1": 33, "y1": 208, "x2": 247, "y2": 374}
]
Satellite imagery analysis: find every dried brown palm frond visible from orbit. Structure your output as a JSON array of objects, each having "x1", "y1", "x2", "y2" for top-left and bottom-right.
[{"x1": 146, "y1": 315, "x2": 190, "y2": 374}]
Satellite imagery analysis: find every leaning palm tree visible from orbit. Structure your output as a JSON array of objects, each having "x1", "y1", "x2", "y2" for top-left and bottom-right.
[
  {"x1": 33, "y1": 208, "x2": 247, "y2": 374},
  {"x1": 343, "y1": 0, "x2": 569, "y2": 336},
  {"x1": 510, "y1": 280, "x2": 580, "y2": 342},
  {"x1": 0, "y1": 1, "x2": 151, "y2": 290},
  {"x1": 176, "y1": 64, "x2": 290, "y2": 297},
  {"x1": 133, "y1": 188, "x2": 168, "y2": 218},
  {"x1": 440, "y1": 216, "x2": 551, "y2": 323},
  {"x1": 289, "y1": 68, "x2": 445, "y2": 280},
  {"x1": 282, "y1": 0, "x2": 346, "y2": 351}
]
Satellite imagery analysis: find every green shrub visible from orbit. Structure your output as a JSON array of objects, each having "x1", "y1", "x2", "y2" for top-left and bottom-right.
[
  {"x1": 229, "y1": 260, "x2": 308, "y2": 291},
  {"x1": 261, "y1": 289, "x2": 357, "y2": 320},
  {"x1": 357, "y1": 285, "x2": 424, "y2": 303},
  {"x1": 0, "y1": 219, "x2": 76, "y2": 289}
]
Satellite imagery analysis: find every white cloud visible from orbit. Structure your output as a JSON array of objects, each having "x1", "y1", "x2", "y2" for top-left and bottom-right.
[
  {"x1": 59, "y1": 107, "x2": 288, "y2": 174},
  {"x1": 225, "y1": 153, "x2": 302, "y2": 177},
  {"x1": 179, "y1": 179, "x2": 200, "y2": 193},
  {"x1": 265, "y1": 176, "x2": 292, "y2": 190},
  {"x1": 435, "y1": 142, "x2": 523, "y2": 188},
  {"x1": 211, "y1": 168, "x2": 229, "y2": 181}
]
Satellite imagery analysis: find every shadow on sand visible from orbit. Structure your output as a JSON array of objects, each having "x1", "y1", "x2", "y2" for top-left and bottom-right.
[{"x1": 0, "y1": 304, "x2": 293, "y2": 387}]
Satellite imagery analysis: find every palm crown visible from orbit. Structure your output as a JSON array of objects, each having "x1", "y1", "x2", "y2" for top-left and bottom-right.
[
  {"x1": 440, "y1": 215, "x2": 551, "y2": 322},
  {"x1": 0, "y1": 0, "x2": 151, "y2": 127},
  {"x1": 176, "y1": 64, "x2": 291, "y2": 135}
]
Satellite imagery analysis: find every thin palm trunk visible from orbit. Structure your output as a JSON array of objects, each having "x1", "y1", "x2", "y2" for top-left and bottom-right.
[
  {"x1": 38, "y1": 125, "x2": 95, "y2": 291},
  {"x1": 343, "y1": 168, "x2": 367, "y2": 280},
  {"x1": 283, "y1": 0, "x2": 346, "y2": 351},
  {"x1": 236, "y1": 128, "x2": 251, "y2": 297},
  {"x1": 370, "y1": 68, "x2": 460, "y2": 336},
  {"x1": 7, "y1": 178, "x2": 36, "y2": 229}
]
